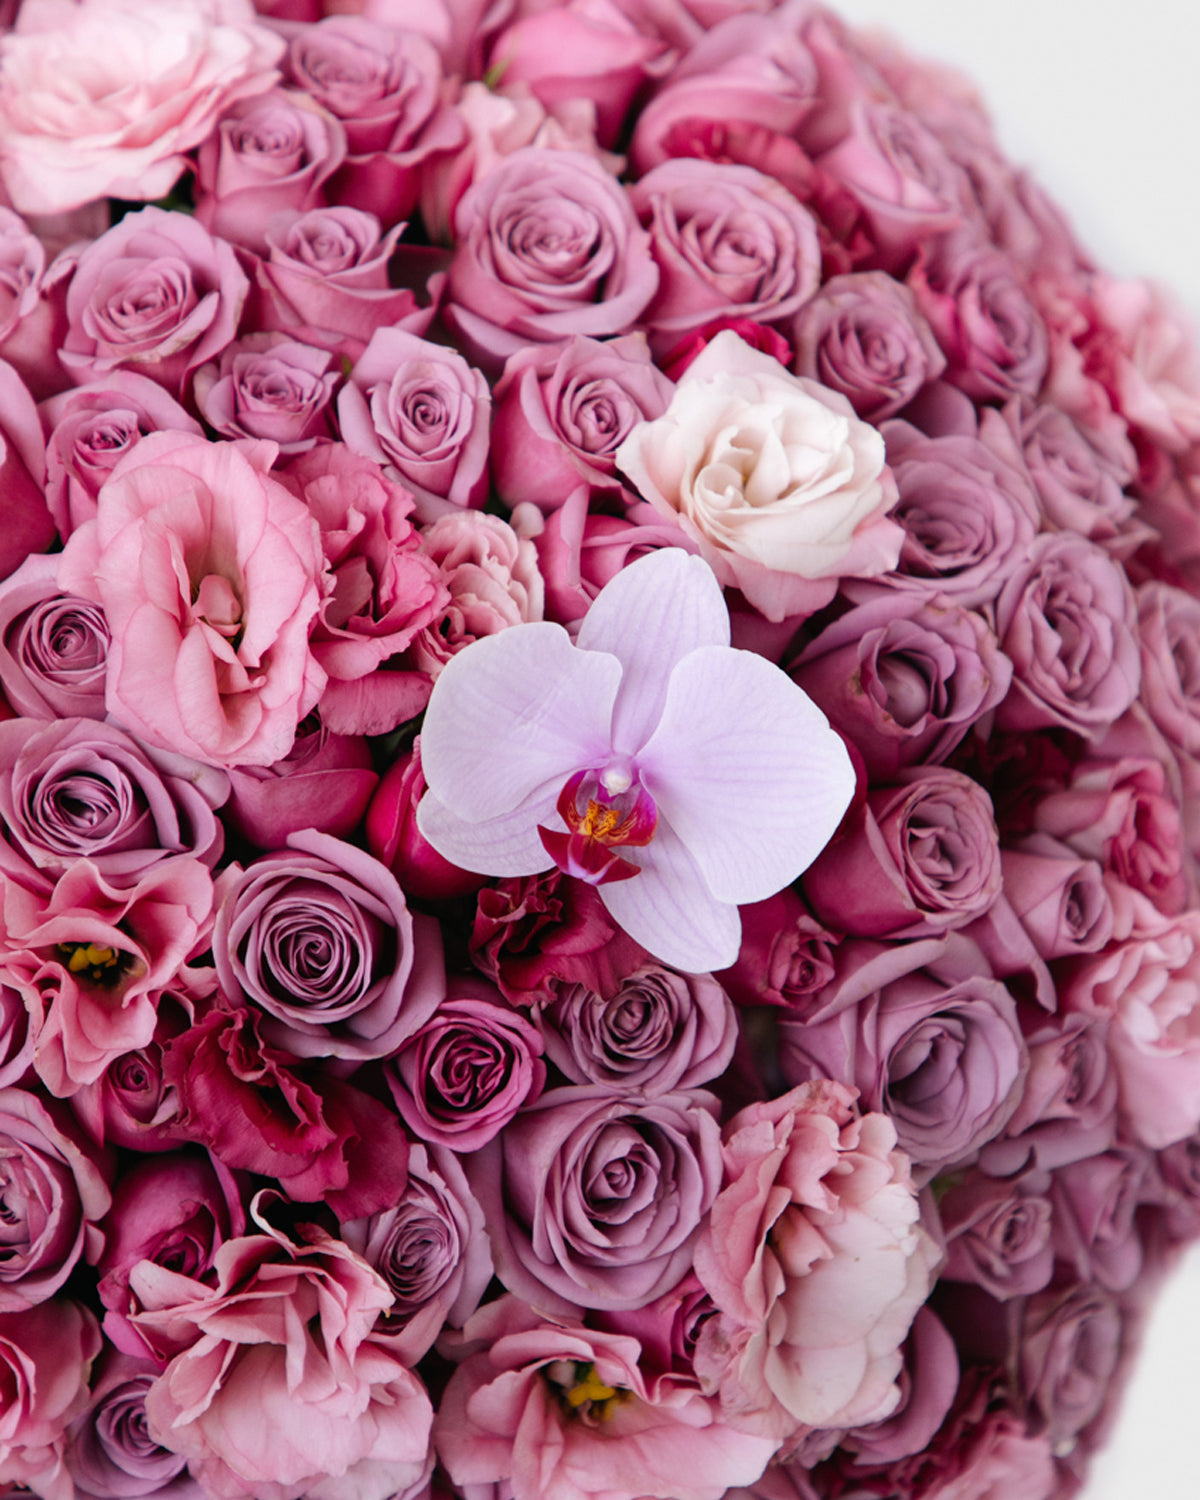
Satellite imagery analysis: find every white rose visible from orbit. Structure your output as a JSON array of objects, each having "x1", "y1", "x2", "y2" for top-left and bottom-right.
[{"x1": 616, "y1": 329, "x2": 903, "y2": 621}]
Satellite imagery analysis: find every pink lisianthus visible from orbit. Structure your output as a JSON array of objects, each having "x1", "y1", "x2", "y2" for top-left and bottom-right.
[
  {"x1": 615, "y1": 331, "x2": 903, "y2": 622},
  {"x1": 0, "y1": 0, "x2": 285, "y2": 217},
  {"x1": 692, "y1": 1080, "x2": 941, "y2": 1439},
  {"x1": 435, "y1": 1294, "x2": 779, "y2": 1500},
  {"x1": 133, "y1": 1203, "x2": 434, "y2": 1500},
  {"x1": 417, "y1": 547, "x2": 854, "y2": 971},
  {"x1": 57, "y1": 431, "x2": 326, "y2": 769}
]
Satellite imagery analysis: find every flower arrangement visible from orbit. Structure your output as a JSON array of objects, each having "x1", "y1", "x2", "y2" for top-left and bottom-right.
[{"x1": 0, "y1": 2, "x2": 1196, "y2": 1499}]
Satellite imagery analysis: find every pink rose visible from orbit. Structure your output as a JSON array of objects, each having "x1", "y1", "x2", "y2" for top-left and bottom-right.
[
  {"x1": 410, "y1": 512, "x2": 543, "y2": 678},
  {"x1": 0, "y1": 1299, "x2": 101, "y2": 1500},
  {"x1": 1018, "y1": 1283, "x2": 1122, "y2": 1452},
  {"x1": 283, "y1": 16, "x2": 458, "y2": 224},
  {"x1": 0, "y1": 0, "x2": 284, "y2": 216},
  {"x1": 135, "y1": 1207, "x2": 434, "y2": 1500},
  {"x1": 444, "y1": 148, "x2": 659, "y2": 367},
  {"x1": 60, "y1": 209, "x2": 249, "y2": 399},
  {"x1": 1000, "y1": 838, "x2": 1115, "y2": 961},
  {"x1": 938, "y1": 1170, "x2": 1054, "y2": 1301},
  {"x1": 0, "y1": 205, "x2": 70, "y2": 399},
  {"x1": 39, "y1": 374, "x2": 202, "y2": 539},
  {"x1": 337, "y1": 328, "x2": 491, "y2": 521},
  {"x1": 630, "y1": 159, "x2": 821, "y2": 345},
  {"x1": 692, "y1": 1080, "x2": 939, "y2": 1437},
  {"x1": 383, "y1": 975, "x2": 545, "y2": 1151},
  {"x1": 1090, "y1": 275, "x2": 1200, "y2": 452},
  {"x1": 64, "y1": 1348, "x2": 194, "y2": 1500},
  {"x1": 193, "y1": 334, "x2": 339, "y2": 453},
  {"x1": 716, "y1": 888, "x2": 837, "y2": 1012},
  {"x1": 194, "y1": 88, "x2": 348, "y2": 253},
  {"x1": 224, "y1": 713, "x2": 379, "y2": 847},
  {"x1": 254, "y1": 207, "x2": 438, "y2": 361},
  {"x1": 490, "y1": 333, "x2": 674, "y2": 513},
  {"x1": 792, "y1": 270, "x2": 946, "y2": 421},
  {"x1": 57, "y1": 432, "x2": 326, "y2": 768},
  {"x1": 616, "y1": 330, "x2": 902, "y2": 622},
  {"x1": 436, "y1": 1295, "x2": 777, "y2": 1500},
  {"x1": 840, "y1": 1308, "x2": 960, "y2": 1467},
  {"x1": 0, "y1": 359, "x2": 56, "y2": 581},
  {"x1": 365, "y1": 737, "x2": 486, "y2": 901}
]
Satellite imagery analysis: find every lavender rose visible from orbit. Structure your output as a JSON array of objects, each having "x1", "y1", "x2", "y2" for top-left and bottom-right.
[
  {"x1": 212, "y1": 828, "x2": 444, "y2": 1061},
  {"x1": 0, "y1": 555, "x2": 110, "y2": 721},
  {"x1": 192, "y1": 334, "x2": 338, "y2": 453},
  {"x1": 65, "y1": 1350, "x2": 192, "y2": 1500},
  {"x1": 465, "y1": 1084, "x2": 723, "y2": 1315}
]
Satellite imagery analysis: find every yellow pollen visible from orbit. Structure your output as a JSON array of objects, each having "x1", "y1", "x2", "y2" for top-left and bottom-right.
[
  {"x1": 66, "y1": 944, "x2": 118, "y2": 974},
  {"x1": 565, "y1": 1371, "x2": 620, "y2": 1408},
  {"x1": 579, "y1": 801, "x2": 624, "y2": 840}
]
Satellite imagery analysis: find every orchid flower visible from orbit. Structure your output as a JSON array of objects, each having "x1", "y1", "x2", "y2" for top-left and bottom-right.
[{"x1": 416, "y1": 549, "x2": 854, "y2": 972}]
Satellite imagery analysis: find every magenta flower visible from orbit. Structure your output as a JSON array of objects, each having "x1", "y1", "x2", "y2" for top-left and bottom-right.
[{"x1": 417, "y1": 549, "x2": 854, "y2": 971}]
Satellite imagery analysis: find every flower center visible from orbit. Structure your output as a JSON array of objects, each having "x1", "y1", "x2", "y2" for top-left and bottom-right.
[
  {"x1": 544, "y1": 1361, "x2": 629, "y2": 1424},
  {"x1": 538, "y1": 765, "x2": 657, "y2": 886},
  {"x1": 56, "y1": 940, "x2": 137, "y2": 988}
]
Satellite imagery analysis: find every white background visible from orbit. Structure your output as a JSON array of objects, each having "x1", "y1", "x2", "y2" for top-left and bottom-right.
[{"x1": 826, "y1": 3, "x2": 1200, "y2": 1496}]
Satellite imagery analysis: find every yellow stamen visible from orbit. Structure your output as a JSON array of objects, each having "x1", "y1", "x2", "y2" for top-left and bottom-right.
[
  {"x1": 565, "y1": 1371, "x2": 620, "y2": 1408},
  {"x1": 65, "y1": 944, "x2": 118, "y2": 974}
]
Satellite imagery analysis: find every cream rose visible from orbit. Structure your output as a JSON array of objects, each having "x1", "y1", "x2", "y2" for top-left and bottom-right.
[{"x1": 616, "y1": 330, "x2": 903, "y2": 621}]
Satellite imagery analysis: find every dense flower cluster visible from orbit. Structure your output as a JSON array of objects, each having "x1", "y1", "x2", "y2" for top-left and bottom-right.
[{"x1": 0, "y1": 2, "x2": 1196, "y2": 1499}]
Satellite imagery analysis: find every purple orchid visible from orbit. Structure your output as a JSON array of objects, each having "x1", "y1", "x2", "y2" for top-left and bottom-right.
[{"x1": 416, "y1": 549, "x2": 854, "y2": 971}]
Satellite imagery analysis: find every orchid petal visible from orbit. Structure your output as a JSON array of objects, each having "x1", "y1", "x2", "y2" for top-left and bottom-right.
[
  {"x1": 416, "y1": 792, "x2": 554, "y2": 877},
  {"x1": 638, "y1": 645, "x2": 855, "y2": 905},
  {"x1": 419, "y1": 622, "x2": 622, "y2": 823},
  {"x1": 576, "y1": 549, "x2": 730, "y2": 753},
  {"x1": 600, "y1": 821, "x2": 741, "y2": 971}
]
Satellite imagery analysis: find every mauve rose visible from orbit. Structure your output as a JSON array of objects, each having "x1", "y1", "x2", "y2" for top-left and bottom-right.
[
  {"x1": 0, "y1": 206, "x2": 44, "y2": 349},
  {"x1": 994, "y1": 532, "x2": 1140, "y2": 739},
  {"x1": 1090, "y1": 274, "x2": 1200, "y2": 453},
  {"x1": 162, "y1": 1003, "x2": 410, "y2": 1220},
  {"x1": 59, "y1": 209, "x2": 248, "y2": 398},
  {"x1": 466, "y1": 1084, "x2": 722, "y2": 1315},
  {"x1": 0, "y1": 555, "x2": 110, "y2": 721},
  {"x1": 873, "y1": 412, "x2": 1040, "y2": 610},
  {"x1": 39, "y1": 374, "x2": 202, "y2": 540},
  {"x1": 57, "y1": 431, "x2": 327, "y2": 769},
  {"x1": 284, "y1": 15, "x2": 457, "y2": 223},
  {"x1": 997, "y1": 395, "x2": 1138, "y2": 548},
  {"x1": 0, "y1": 982, "x2": 36, "y2": 1088},
  {"x1": 65, "y1": 1349, "x2": 194, "y2": 1500},
  {"x1": 803, "y1": 766, "x2": 1002, "y2": 940},
  {"x1": 3, "y1": 855, "x2": 216, "y2": 1098},
  {"x1": 909, "y1": 238, "x2": 1048, "y2": 401},
  {"x1": 491, "y1": 333, "x2": 674, "y2": 513},
  {"x1": 366, "y1": 737, "x2": 487, "y2": 901},
  {"x1": 1000, "y1": 838, "x2": 1114, "y2": 961},
  {"x1": 0, "y1": 359, "x2": 55, "y2": 581},
  {"x1": 0, "y1": 0, "x2": 284, "y2": 216},
  {"x1": 716, "y1": 888, "x2": 838, "y2": 1012},
  {"x1": 193, "y1": 334, "x2": 338, "y2": 453},
  {"x1": 616, "y1": 330, "x2": 902, "y2": 621},
  {"x1": 134, "y1": 1208, "x2": 434, "y2": 1500},
  {"x1": 1018, "y1": 1282, "x2": 1122, "y2": 1451},
  {"x1": 0, "y1": 716, "x2": 227, "y2": 890},
  {"x1": 342, "y1": 1142, "x2": 492, "y2": 1365},
  {"x1": 0, "y1": 204, "x2": 71, "y2": 400},
  {"x1": 213, "y1": 827, "x2": 443, "y2": 1061},
  {"x1": 534, "y1": 962, "x2": 737, "y2": 1096},
  {"x1": 194, "y1": 88, "x2": 347, "y2": 253},
  {"x1": 94, "y1": 1151, "x2": 245, "y2": 1363},
  {"x1": 630, "y1": 159, "x2": 821, "y2": 345},
  {"x1": 792, "y1": 270, "x2": 945, "y2": 421},
  {"x1": 1049, "y1": 1147, "x2": 1147, "y2": 1295},
  {"x1": 779, "y1": 935, "x2": 1029, "y2": 1178},
  {"x1": 692, "y1": 1080, "x2": 940, "y2": 1437},
  {"x1": 485, "y1": 0, "x2": 666, "y2": 149},
  {"x1": 1137, "y1": 579, "x2": 1200, "y2": 755},
  {"x1": 384, "y1": 976, "x2": 544, "y2": 1151},
  {"x1": 789, "y1": 588, "x2": 1012, "y2": 781},
  {"x1": 0, "y1": 1087, "x2": 111, "y2": 1311},
  {"x1": 338, "y1": 327, "x2": 491, "y2": 520},
  {"x1": 444, "y1": 147, "x2": 659, "y2": 368},
  {"x1": 410, "y1": 512, "x2": 544, "y2": 679},
  {"x1": 283, "y1": 442, "x2": 447, "y2": 735},
  {"x1": 840, "y1": 1308, "x2": 960, "y2": 1467},
  {"x1": 938, "y1": 1170, "x2": 1054, "y2": 1301},
  {"x1": 224, "y1": 714, "x2": 378, "y2": 848},
  {"x1": 816, "y1": 101, "x2": 969, "y2": 267},
  {"x1": 436, "y1": 1294, "x2": 777, "y2": 1500},
  {"x1": 1061, "y1": 905, "x2": 1200, "y2": 1149},
  {"x1": 254, "y1": 206, "x2": 438, "y2": 361},
  {"x1": 0, "y1": 1298, "x2": 101, "y2": 1500}
]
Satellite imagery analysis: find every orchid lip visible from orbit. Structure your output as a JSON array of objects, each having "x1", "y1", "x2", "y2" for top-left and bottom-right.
[{"x1": 538, "y1": 766, "x2": 658, "y2": 886}]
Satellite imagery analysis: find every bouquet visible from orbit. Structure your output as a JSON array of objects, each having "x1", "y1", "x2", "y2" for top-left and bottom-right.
[{"x1": 0, "y1": 1, "x2": 1197, "y2": 1498}]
